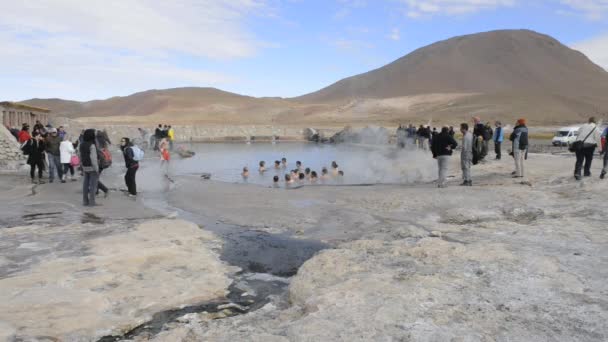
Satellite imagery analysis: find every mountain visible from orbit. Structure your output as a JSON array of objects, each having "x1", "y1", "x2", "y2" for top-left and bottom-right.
[
  {"x1": 22, "y1": 87, "x2": 297, "y2": 124},
  {"x1": 21, "y1": 30, "x2": 608, "y2": 125},
  {"x1": 294, "y1": 29, "x2": 608, "y2": 103}
]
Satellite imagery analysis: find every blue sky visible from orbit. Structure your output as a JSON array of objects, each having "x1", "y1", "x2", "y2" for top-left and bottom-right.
[{"x1": 1, "y1": 0, "x2": 608, "y2": 101}]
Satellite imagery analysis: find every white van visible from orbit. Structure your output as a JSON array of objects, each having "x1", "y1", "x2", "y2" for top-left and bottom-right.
[{"x1": 552, "y1": 126, "x2": 580, "y2": 146}]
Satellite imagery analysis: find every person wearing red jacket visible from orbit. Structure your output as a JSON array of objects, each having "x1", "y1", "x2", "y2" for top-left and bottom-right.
[{"x1": 18, "y1": 124, "x2": 31, "y2": 143}]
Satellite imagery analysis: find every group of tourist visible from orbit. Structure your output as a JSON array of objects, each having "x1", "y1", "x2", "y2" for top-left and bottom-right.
[
  {"x1": 424, "y1": 116, "x2": 607, "y2": 188},
  {"x1": 10, "y1": 115, "x2": 608, "y2": 198},
  {"x1": 14, "y1": 122, "x2": 142, "y2": 206},
  {"x1": 242, "y1": 158, "x2": 343, "y2": 187},
  {"x1": 148, "y1": 124, "x2": 175, "y2": 151}
]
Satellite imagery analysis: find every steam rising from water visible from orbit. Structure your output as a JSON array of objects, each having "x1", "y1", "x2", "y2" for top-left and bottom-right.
[{"x1": 146, "y1": 142, "x2": 436, "y2": 186}]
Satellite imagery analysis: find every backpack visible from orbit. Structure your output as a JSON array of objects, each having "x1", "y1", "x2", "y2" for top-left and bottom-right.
[
  {"x1": 131, "y1": 145, "x2": 144, "y2": 161},
  {"x1": 98, "y1": 147, "x2": 113, "y2": 169},
  {"x1": 483, "y1": 127, "x2": 493, "y2": 141},
  {"x1": 21, "y1": 140, "x2": 32, "y2": 155}
]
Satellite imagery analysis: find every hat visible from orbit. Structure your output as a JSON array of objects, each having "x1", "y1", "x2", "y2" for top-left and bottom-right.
[{"x1": 48, "y1": 128, "x2": 57, "y2": 133}]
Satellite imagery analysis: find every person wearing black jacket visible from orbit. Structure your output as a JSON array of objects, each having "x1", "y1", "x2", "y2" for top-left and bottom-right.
[
  {"x1": 121, "y1": 137, "x2": 139, "y2": 196},
  {"x1": 431, "y1": 126, "x2": 458, "y2": 188},
  {"x1": 80, "y1": 129, "x2": 100, "y2": 206},
  {"x1": 509, "y1": 118, "x2": 529, "y2": 178},
  {"x1": 472, "y1": 117, "x2": 487, "y2": 162},
  {"x1": 25, "y1": 132, "x2": 46, "y2": 184}
]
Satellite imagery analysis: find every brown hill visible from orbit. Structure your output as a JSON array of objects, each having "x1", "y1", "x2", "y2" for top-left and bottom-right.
[
  {"x1": 294, "y1": 29, "x2": 608, "y2": 103},
  {"x1": 21, "y1": 30, "x2": 608, "y2": 126},
  {"x1": 23, "y1": 88, "x2": 291, "y2": 122}
]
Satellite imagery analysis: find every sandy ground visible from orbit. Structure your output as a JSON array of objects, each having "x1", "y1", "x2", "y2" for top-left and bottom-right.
[{"x1": 1, "y1": 149, "x2": 607, "y2": 341}]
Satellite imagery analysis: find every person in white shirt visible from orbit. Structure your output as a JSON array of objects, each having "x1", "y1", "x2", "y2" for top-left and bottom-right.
[
  {"x1": 59, "y1": 135, "x2": 77, "y2": 182},
  {"x1": 574, "y1": 117, "x2": 603, "y2": 180},
  {"x1": 460, "y1": 123, "x2": 473, "y2": 186}
]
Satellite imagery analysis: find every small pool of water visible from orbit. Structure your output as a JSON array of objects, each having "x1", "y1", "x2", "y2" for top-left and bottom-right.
[{"x1": 164, "y1": 142, "x2": 433, "y2": 186}]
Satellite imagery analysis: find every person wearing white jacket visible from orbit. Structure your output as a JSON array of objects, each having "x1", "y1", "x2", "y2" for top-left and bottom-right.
[
  {"x1": 59, "y1": 136, "x2": 77, "y2": 182},
  {"x1": 574, "y1": 117, "x2": 603, "y2": 180}
]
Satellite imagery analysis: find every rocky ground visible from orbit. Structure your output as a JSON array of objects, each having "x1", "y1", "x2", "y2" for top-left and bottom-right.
[{"x1": 1, "y1": 150, "x2": 607, "y2": 341}]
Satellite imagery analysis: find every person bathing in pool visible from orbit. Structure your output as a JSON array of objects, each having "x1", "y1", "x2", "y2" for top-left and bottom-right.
[
  {"x1": 272, "y1": 175, "x2": 280, "y2": 188},
  {"x1": 285, "y1": 174, "x2": 294, "y2": 186},
  {"x1": 242, "y1": 167, "x2": 249, "y2": 180},
  {"x1": 274, "y1": 160, "x2": 281, "y2": 170},
  {"x1": 305, "y1": 167, "x2": 311, "y2": 180},
  {"x1": 310, "y1": 171, "x2": 319, "y2": 184},
  {"x1": 281, "y1": 157, "x2": 287, "y2": 169},
  {"x1": 259, "y1": 161, "x2": 266, "y2": 173},
  {"x1": 331, "y1": 161, "x2": 339, "y2": 177},
  {"x1": 320, "y1": 167, "x2": 330, "y2": 182},
  {"x1": 298, "y1": 172, "x2": 306, "y2": 184}
]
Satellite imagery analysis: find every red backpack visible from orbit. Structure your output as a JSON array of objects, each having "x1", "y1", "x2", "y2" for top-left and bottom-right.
[{"x1": 99, "y1": 147, "x2": 112, "y2": 169}]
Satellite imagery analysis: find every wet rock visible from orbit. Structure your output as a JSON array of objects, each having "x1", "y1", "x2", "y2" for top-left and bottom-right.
[{"x1": 0, "y1": 219, "x2": 236, "y2": 341}]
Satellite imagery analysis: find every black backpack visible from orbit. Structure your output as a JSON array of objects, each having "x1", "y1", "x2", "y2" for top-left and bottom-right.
[
  {"x1": 21, "y1": 140, "x2": 32, "y2": 155},
  {"x1": 483, "y1": 127, "x2": 493, "y2": 141}
]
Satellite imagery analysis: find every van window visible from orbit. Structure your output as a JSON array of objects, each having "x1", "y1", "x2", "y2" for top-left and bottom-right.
[{"x1": 556, "y1": 131, "x2": 569, "y2": 137}]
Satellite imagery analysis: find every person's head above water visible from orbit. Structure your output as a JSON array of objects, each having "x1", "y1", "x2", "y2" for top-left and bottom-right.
[
  {"x1": 243, "y1": 167, "x2": 249, "y2": 172},
  {"x1": 259, "y1": 161, "x2": 265, "y2": 167},
  {"x1": 338, "y1": 170, "x2": 344, "y2": 176},
  {"x1": 281, "y1": 157, "x2": 286, "y2": 163},
  {"x1": 305, "y1": 168, "x2": 311, "y2": 175},
  {"x1": 296, "y1": 161, "x2": 302, "y2": 167},
  {"x1": 273, "y1": 175, "x2": 279, "y2": 182},
  {"x1": 310, "y1": 171, "x2": 318, "y2": 179},
  {"x1": 274, "y1": 160, "x2": 280, "y2": 167},
  {"x1": 331, "y1": 161, "x2": 338, "y2": 169},
  {"x1": 322, "y1": 167, "x2": 328, "y2": 175},
  {"x1": 299, "y1": 173, "x2": 305, "y2": 180},
  {"x1": 285, "y1": 174, "x2": 291, "y2": 181}
]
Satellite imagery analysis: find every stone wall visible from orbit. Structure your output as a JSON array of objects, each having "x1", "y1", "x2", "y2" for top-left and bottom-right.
[
  {"x1": 0, "y1": 125, "x2": 26, "y2": 172},
  {"x1": 51, "y1": 117, "x2": 342, "y2": 146}
]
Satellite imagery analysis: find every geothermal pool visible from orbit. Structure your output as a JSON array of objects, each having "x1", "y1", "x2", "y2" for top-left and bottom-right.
[{"x1": 165, "y1": 142, "x2": 434, "y2": 186}]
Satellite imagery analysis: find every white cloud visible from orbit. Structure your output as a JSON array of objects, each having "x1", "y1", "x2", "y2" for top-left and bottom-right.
[
  {"x1": 389, "y1": 28, "x2": 401, "y2": 41},
  {"x1": 0, "y1": 0, "x2": 268, "y2": 59},
  {"x1": 573, "y1": 32, "x2": 608, "y2": 71},
  {"x1": 334, "y1": 0, "x2": 367, "y2": 19},
  {"x1": 400, "y1": 0, "x2": 516, "y2": 18},
  {"x1": 560, "y1": 0, "x2": 608, "y2": 20},
  {"x1": 0, "y1": 1, "x2": 272, "y2": 100}
]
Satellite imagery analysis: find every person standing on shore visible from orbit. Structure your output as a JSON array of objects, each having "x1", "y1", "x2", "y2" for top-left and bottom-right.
[
  {"x1": 25, "y1": 132, "x2": 46, "y2": 184},
  {"x1": 573, "y1": 117, "x2": 602, "y2": 180},
  {"x1": 493, "y1": 121, "x2": 504, "y2": 160},
  {"x1": 121, "y1": 137, "x2": 139, "y2": 197},
  {"x1": 509, "y1": 118, "x2": 529, "y2": 178},
  {"x1": 153, "y1": 124, "x2": 162, "y2": 151},
  {"x1": 431, "y1": 126, "x2": 458, "y2": 188},
  {"x1": 18, "y1": 124, "x2": 31, "y2": 143},
  {"x1": 45, "y1": 128, "x2": 64, "y2": 183},
  {"x1": 601, "y1": 126, "x2": 608, "y2": 180},
  {"x1": 460, "y1": 123, "x2": 473, "y2": 186},
  {"x1": 159, "y1": 138, "x2": 170, "y2": 175},
  {"x1": 168, "y1": 125, "x2": 175, "y2": 151},
  {"x1": 80, "y1": 129, "x2": 100, "y2": 206},
  {"x1": 472, "y1": 117, "x2": 487, "y2": 163},
  {"x1": 59, "y1": 135, "x2": 77, "y2": 182}
]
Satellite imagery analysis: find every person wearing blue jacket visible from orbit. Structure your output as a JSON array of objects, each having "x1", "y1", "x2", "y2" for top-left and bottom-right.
[{"x1": 493, "y1": 121, "x2": 504, "y2": 160}]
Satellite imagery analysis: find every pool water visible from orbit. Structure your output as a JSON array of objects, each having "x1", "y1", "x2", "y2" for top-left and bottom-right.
[{"x1": 160, "y1": 142, "x2": 434, "y2": 186}]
